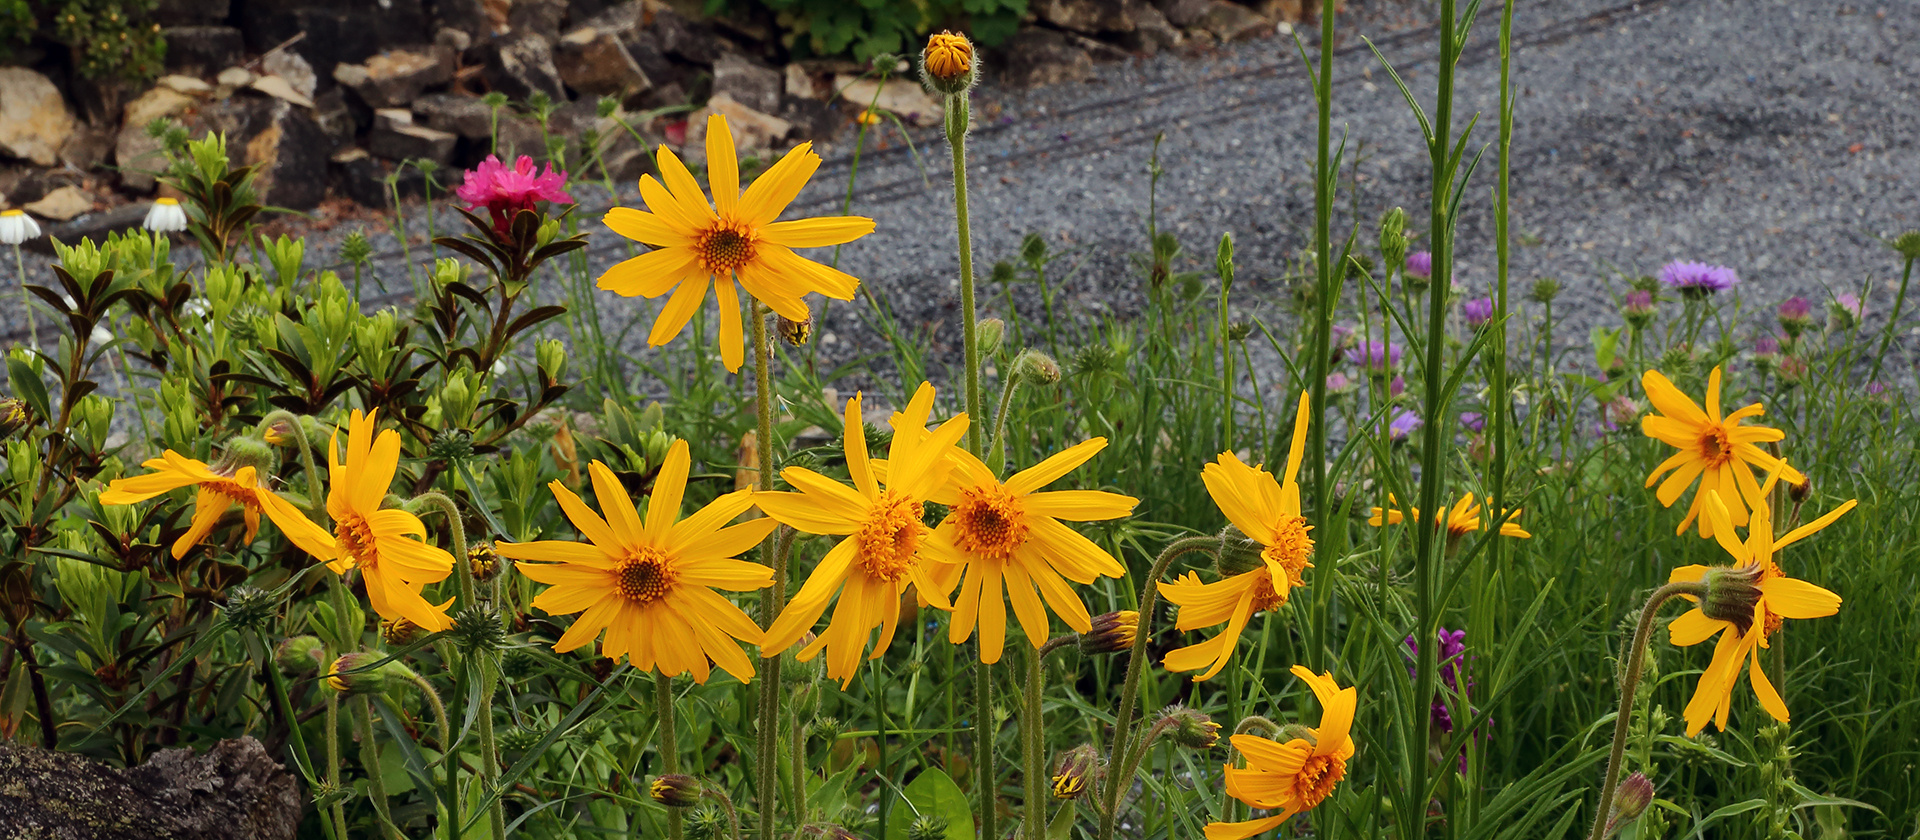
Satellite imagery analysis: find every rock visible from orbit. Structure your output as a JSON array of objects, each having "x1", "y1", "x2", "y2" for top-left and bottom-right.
[
  {"x1": 155, "y1": 0, "x2": 230, "y2": 26},
  {"x1": 834, "y1": 76, "x2": 942, "y2": 127},
  {"x1": 31, "y1": 203, "x2": 148, "y2": 254},
  {"x1": 436, "y1": 27, "x2": 474, "y2": 53},
  {"x1": 713, "y1": 55, "x2": 782, "y2": 115},
  {"x1": 1156, "y1": 0, "x2": 1213, "y2": 27},
  {"x1": 997, "y1": 27, "x2": 1094, "y2": 89},
  {"x1": 335, "y1": 48, "x2": 454, "y2": 110},
  {"x1": 508, "y1": 0, "x2": 568, "y2": 41},
  {"x1": 23, "y1": 186, "x2": 94, "y2": 221},
  {"x1": 115, "y1": 87, "x2": 200, "y2": 192},
  {"x1": 217, "y1": 66, "x2": 255, "y2": 88},
  {"x1": 162, "y1": 26, "x2": 245, "y2": 77},
  {"x1": 1121, "y1": 1, "x2": 1184, "y2": 53},
  {"x1": 0, "y1": 737, "x2": 299, "y2": 840},
  {"x1": 433, "y1": 0, "x2": 508, "y2": 45},
  {"x1": 476, "y1": 32, "x2": 566, "y2": 102},
  {"x1": 555, "y1": 26, "x2": 653, "y2": 100},
  {"x1": 158, "y1": 75, "x2": 214, "y2": 96},
  {"x1": 1035, "y1": 0, "x2": 1137, "y2": 33},
  {"x1": 373, "y1": 108, "x2": 415, "y2": 132},
  {"x1": 251, "y1": 75, "x2": 316, "y2": 109},
  {"x1": 648, "y1": 2, "x2": 723, "y2": 65},
  {"x1": 237, "y1": 0, "x2": 432, "y2": 73},
  {"x1": 0, "y1": 68, "x2": 77, "y2": 167},
  {"x1": 412, "y1": 93, "x2": 542, "y2": 158},
  {"x1": 686, "y1": 92, "x2": 792, "y2": 156},
  {"x1": 778, "y1": 97, "x2": 841, "y2": 141},
  {"x1": 331, "y1": 147, "x2": 428, "y2": 208},
  {"x1": 59, "y1": 123, "x2": 115, "y2": 171},
  {"x1": 262, "y1": 49, "x2": 318, "y2": 102},
  {"x1": 240, "y1": 99, "x2": 331, "y2": 210},
  {"x1": 1251, "y1": 0, "x2": 1304, "y2": 22},
  {"x1": 784, "y1": 63, "x2": 829, "y2": 100},
  {"x1": 1064, "y1": 30, "x2": 1134, "y2": 62},
  {"x1": 313, "y1": 88, "x2": 359, "y2": 151},
  {"x1": 370, "y1": 123, "x2": 458, "y2": 165},
  {"x1": 1197, "y1": 0, "x2": 1270, "y2": 41}
]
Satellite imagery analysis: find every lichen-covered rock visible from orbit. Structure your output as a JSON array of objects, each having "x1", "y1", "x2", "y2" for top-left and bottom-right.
[
  {"x1": 0, "y1": 68, "x2": 77, "y2": 168},
  {"x1": 0, "y1": 736, "x2": 300, "y2": 840}
]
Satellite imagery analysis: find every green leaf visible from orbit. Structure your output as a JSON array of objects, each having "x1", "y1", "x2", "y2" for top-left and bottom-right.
[
  {"x1": 7, "y1": 356, "x2": 49, "y2": 421},
  {"x1": 882, "y1": 768, "x2": 973, "y2": 840}
]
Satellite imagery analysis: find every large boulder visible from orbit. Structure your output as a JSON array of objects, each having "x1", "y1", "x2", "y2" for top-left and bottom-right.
[
  {"x1": 334, "y1": 47, "x2": 455, "y2": 109},
  {"x1": 833, "y1": 75, "x2": 941, "y2": 127},
  {"x1": 1197, "y1": 0, "x2": 1271, "y2": 41},
  {"x1": 0, "y1": 737, "x2": 300, "y2": 840},
  {"x1": 554, "y1": 26, "x2": 653, "y2": 101},
  {"x1": 712, "y1": 54, "x2": 782, "y2": 115},
  {"x1": 475, "y1": 32, "x2": 567, "y2": 102},
  {"x1": 997, "y1": 28, "x2": 1094, "y2": 89},
  {"x1": 114, "y1": 85, "x2": 203, "y2": 192},
  {"x1": 162, "y1": 26, "x2": 246, "y2": 77},
  {"x1": 0, "y1": 68, "x2": 77, "y2": 167},
  {"x1": 1035, "y1": 0, "x2": 1138, "y2": 33}
]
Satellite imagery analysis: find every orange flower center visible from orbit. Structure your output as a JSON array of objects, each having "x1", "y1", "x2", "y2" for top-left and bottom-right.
[
  {"x1": 616, "y1": 547, "x2": 677, "y2": 605},
  {"x1": 696, "y1": 224, "x2": 755, "y2": 275},
  {"x1": 1261, "y1": 515, "x2": 1314, "y2": 587},
  {"x1": 951, "y1": 483, "x2": 1028, "y2": 559},
  {"x1": 857, "y1": 491, "x2": 925, "y2": 583},
  {"x1": 337, "y1": 512, "x2": 378, "y2": 568},
  {"x1": 1697, "y1": 425, "x2": 1733, "y2": 467},
  {"x1": 1292, "y1": 753, "x2": 1346, "y2": 809},
  {"x1": 1249, "y1": 572, "x2": 1290, "y2": 613}
]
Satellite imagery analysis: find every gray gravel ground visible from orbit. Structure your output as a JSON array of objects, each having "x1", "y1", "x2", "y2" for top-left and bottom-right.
[{"x1": 6, "y1": 0, "x2": 1917, "y2": 397}]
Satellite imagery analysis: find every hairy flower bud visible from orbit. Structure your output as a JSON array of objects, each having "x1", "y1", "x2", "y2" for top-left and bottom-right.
[
  {"x1": 275, "y1": 635, "x2": 324, "y2": 675},
  {"x1": 469, "y1": 541, "x2": 506, "y2": 584},
  {"x1": 976, "y1": 318, "x2": 1004, "y2": 357},
  {"x1": 448, "y1": 603, "x2": 509, "y2": 656},
  {"x1": 906, "y1": 815, "x2": 950, "y2": 840},
  {"x1": 1014, "y1": 349, "x2": 1061, "y2": 384},
  {"x1": 778, "y1": 315, "x2": 813, "y2": 346},
  {"x1": 1216, "y1": 523, "x2": 1264, "y2": 576},
  {"x1": 429, "y1": 428, "x2": 476, "y2": 461},
  {"x1": 1051, "y1": 744, "x2": 1100, "y2": 800},
  {"x1": 380, "y1": 616, "x2": 424, "y2": 646},
  {"x1": 1889, "y1": 230, "x2": 1920, "y2": 261},
  {"x1": 1379, "y1": 207, "x2": 1408, "y2": 271},
  {"x1": 1698, "y1": 565, "x2": 1766, "y2": 636},
  {"x1": 326, "y1": 652, "x2": 402, "y2": 695},
  {"x1": 1079, "y1": 611, "x2": 1138, "y2": 655},
  {"x1": 0, "y1": 398, "x2": 32, "y2": 439},
  {"x1": 1787, "y1": 475, "x2": 1811, "y2": 504},
  {"x1": 1529, "y1": 277, "x2": 1563, "y2": 305},
  {"x1": 650, "y1": 774, "x2": 702, "y2": 808},
  {"x1": 687, "y1": 807, "x2": 730, "y2": 840},
  {"x1": 921, "y1": 31, "x2": 976, "y2": 95},
  {"x1": 1603, "y1": 772, "x2": 1656, "y2": 838},
  {"x1": 221, "y1": 585, "x2": 280, "y2": 630},
  {"x1": 1159, "y1": 704, "x2": 1221, "y2": 749}
]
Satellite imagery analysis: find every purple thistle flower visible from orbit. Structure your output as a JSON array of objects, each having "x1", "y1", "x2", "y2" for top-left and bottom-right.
[
  {"x1": 1325, "y1": 372, "x2": 1354, "y2": 394},
  {"x1": 1405, "y1": 251, "x2": 1433, "y2": 280},
  {"x1": 1623, "y1": 290, "x2": 1654, "y2": 314},
  {"x1": 1460, "y1": 411, "x2": 1485, "y2": 433},
  {"x1": 1830, "y1": 292, "x2": 1865, "y2": 329},
  {"x1": 1389, "y1": 375, "x2": 1406, "y2": 398},
  {"x1": 1778, "y1": 296, "x2": 1812, "y2": 321},
  {"x1": 1462, "y1": 297, "x2": 1494, "y2": 328},
  {"x1": 1754, "y1": 336, "x2": 1780, "y2": 357},
  {"x1": 1657, "y1": 261, "x2": 1740, "y2": 295},
  {"x1": 1355, "y1": 339, "x2": 1403, "y2": 373},
  {"x1": 1388, "y1": 409, "x2": 1422, "y2": 441}
]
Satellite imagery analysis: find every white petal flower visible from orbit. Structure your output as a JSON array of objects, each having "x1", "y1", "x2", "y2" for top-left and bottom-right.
[
  {"x1": 143, "y1": 198, "x2": 189, "y2": 233},
  {"x1": 182, "y1": 297, "x2": 211, "y2": 318},
  {"x1": 0, "y1": 209, "x2": 42, "y2": 245}
]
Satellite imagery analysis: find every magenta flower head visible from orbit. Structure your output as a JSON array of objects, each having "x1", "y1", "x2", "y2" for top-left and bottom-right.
[
  {"x1": 1622, "y1": 289, "x2": 1655, "y2": 329},
  {"x1": 1460, "y1": 411, "x2": 1485, "y2": 433},
  {"x1": 1405, "y1": 250, "x2": 1433, "y2": 280},
  {"x1": 455, "y1": 155, "x2": 575, "y2": 239},
  {"x1": 1355, "y1": 339, "x2": 1403, "y2": 375},
  {"x1": 1657, "y1": 260, "x2": 1740, "y2": 298},
  {"x1": 1388, "y1": 409, "x2": 1422, "y2": 441},
  {"x1": 1388, "y1": 375, "x2": 1406, "y2": 398},
  {"x1": 1462, "y1": 296, "x2": 1494, "y2": 328},
  {"x1": 1829, "y1": 292, "x2": 1864, "y2": 330},
  {"x1": 1754, "y1": 336, "x2": 1780, "y2": 358},
  {"x1": 1325, "y1": 371, "x2": 1355, "y2": 395}
]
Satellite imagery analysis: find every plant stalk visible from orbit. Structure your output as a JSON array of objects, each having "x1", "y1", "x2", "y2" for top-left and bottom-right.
[
  {"x1": 1022, "y1": 645, "x2": 1046, "y2": 840},
  {"x1": 1586, "y1": 581, "x2": 1705, "y2": 840},
  {"x1": 658, "y1": 670, "x2": 684, "y2": 840},
  {"x1": 749, "y1": 301, "x2": 786, "y2": 840}
]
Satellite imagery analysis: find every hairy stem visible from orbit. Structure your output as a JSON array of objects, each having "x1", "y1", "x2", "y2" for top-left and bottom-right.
[
  {"x1": 750, "y1": 302, "x2": 786, "y2": 840},
  {"x1": 1586, "y1": 581, "x2": 1705, "y2": 840},
  {"x1": 658, "y1": 671, "x2": 684, "y2": 840}
]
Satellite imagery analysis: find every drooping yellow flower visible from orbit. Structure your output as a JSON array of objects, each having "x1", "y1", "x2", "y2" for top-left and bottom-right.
[
  {"x1": 497, "y1": 442, "x2": 777, "y2": 683},
  {"x1": 1641, "y1": 367, "x2": 1802, "y2": 538},
  {"x1": 1205, "y1": 666, "x2": 1357, "y2": 840},
  {"x1": 913, "y1": 429, "x2": 1136, "y2": 664},
  {"x1": 597, "y1": 113, "x2": 874, "y2": 373},
  {"x1": 1161, "y1": 392, "x2": 1314, "y2": 682},
  {"x1": 754, "y1": 384, "x2": 969, "y2": 686},
  {"x1": 1667, "y1": 488, "x2": 1852, "y2": 736},
  {"x1": 100, "y1": 450, "x2": 331, "y2": 560},
  {"x1": 281, "y1": 410, "x2": 456, "y2": 632},
  {"x1": 1367, "y1": 492, "x2": 1530, "y2": 539}
]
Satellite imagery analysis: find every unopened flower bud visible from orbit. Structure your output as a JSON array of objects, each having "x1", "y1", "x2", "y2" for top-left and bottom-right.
[
  {"x1": 649, "y1": 774, "x2": 702, "y2": 808},
  {"x1": 1698, "y1": 565, "x2": 1766, "y2": 636},
  {"x1": 470, "y1": 541, "x2": 505, "y2": 584},
  {"x1": 1079, "y1": 611, "x2": 1138, "y2": 655},
  {"x1": 448, "y1": 603, "x2": 509, "y2": 655},
  {"x1": 381, "y1": 616, "x2": 424, "y2": 646},
  {"x1": 430, "y1": 428, "x2": 475, "y2": 461},
  {"x1": 1379, "y1": 207, "x2": 1408, "y2": 271},
  {"x1": 1014, "y1": 349, "x2": 1060, "y2": 384},
  {"x1": 1622, "y1": 290, "x2": 1655, "y2": 330},
  {"x1": 326, "y1": 652, "x2": 397, "y2": 695},
  {"x1": 1159, "y1": 704, "x2": 1221, "y2": 749},
  {"x1": 920, "y1": 31, "x2": 976, "y2": 95},
  {"x1": 1530, "y1": 277, "x2": 1562, "y2": 305},
  {"x1": 1216, "y1": 523, "x2": 1264, "y2": 576},
  {"x1": 687, "y1": 807, "x2": 730, "y2": 840},
  {"x1": 1787, "y1": 475, "x2": 1811, "y2": 504},
  {"x1": 1227, "y1": 320, "x2": 1253, "y2": 341},
  {"x1": 1604, "y1": 772, "x2": 1656, "y2": 838},
  {"x1": 221, "y1": 585, "x2": 279, "y2": 630},
  {"x1": 906, "y1": 814, "x2": 950, "y2": 840},
  {"x1": 1216, "y1": 232, "x2": 1235, "y2": 289},
  {"x1": 275, "y1": 635, "x2": 325, "y2": 675},
  {"x1": 1051, "y1": 744, "x2": 1099, "y2": 800},
  {"x1": 1890, "y1": 230, "x2": 1920, "y2": 261},
  {"x1": 0, "y1": 398, "x2": 32, "y2": 439},
  {"x1": 538, "y1": 338, "x2": 567, "y2": 381},
  {"x1": 778, "y1": 315, "x2": 813, "y2": 346},
  {"x1": 976, "y1": 318, "x2": 1004, "y2": 357}
]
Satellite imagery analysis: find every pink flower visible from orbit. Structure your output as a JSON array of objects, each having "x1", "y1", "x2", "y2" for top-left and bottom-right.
[{"x1": 455, "y1": 155, "x2": 574, "y2": 239}]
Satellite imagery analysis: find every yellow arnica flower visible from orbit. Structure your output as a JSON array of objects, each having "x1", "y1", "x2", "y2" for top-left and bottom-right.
[
  {"x1": 755, "y1": 384, "x2": 969, "y2": 686},
  {"x1": 1161, "y1": 392, "x2": 1314, "y2": 682},
  {"x1": 1367, "y1": 492, "x2": 1530, "y2": 539},
  {"x1": 1667, "y1": 488, "x2": 1852, "y2": 736},
  {"x1": 497, "y1": 442, "x2": 777, "y2": 683},
  {"x1": 1205, "y1": 666, "x2": 1357, "y2": 840},
  {"x1": 101, "y1": 450, "x2": 329, "y2": 560},
  {"x1": 916, "y1": 432, "x2": 1137, "y2": 664},
  {"x1": 597, "y1": 113, "x2": 874, "y2": 373},
  {"x1": 1641, "y1": 367, "x2": 1802, "y2": 538},
  {"x1": 282, "y1": 410, "x2": 457, "y2": 632}
]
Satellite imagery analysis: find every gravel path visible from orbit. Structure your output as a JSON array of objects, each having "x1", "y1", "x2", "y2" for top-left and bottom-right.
[{"x1": 7, "y1": 0, "x2": 1917, "y2": 395}]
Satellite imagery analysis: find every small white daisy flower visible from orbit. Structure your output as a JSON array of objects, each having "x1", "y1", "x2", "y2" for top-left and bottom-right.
[
  {"x1": 143, "y1": 198, "x2": 189, "y2": 233},
  {"x1": 0, "y1": 209, "x2": 42, "y2": 245}
]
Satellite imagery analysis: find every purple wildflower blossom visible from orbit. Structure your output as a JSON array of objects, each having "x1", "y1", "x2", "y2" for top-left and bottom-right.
[
  {"x1": 1460, "y1": 411, "x2": 1485, "y2": 433},
  {"x1": 1355, "y1": 339, "x2": 1403, "y2": 372},
  {"x1": 1657, "y1": 261, "x2": 1740, "y2": 294},
  {"x1": 1462, "y1": 297, "x2": 1494, "y2": 328},
  {"x1": 1405, "y1": 251, "x2": 1433, "y2": 279},
  {"x1": 1388, "y1": 409, "x2": 1422, "y2": 441}
]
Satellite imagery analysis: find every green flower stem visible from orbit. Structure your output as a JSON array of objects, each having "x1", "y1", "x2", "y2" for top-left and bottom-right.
[
  {"x1": 408, "y1": 671, "x2": 452, "y2": 764},
  {"x1": 702, "y1": 786, "x2": 745, "y2": 840},
  {"x1": 1022, "y1": 645, "x2": 1046, "y2": 840},
  {"x1": 257, "y1": 410, "x2": 325, "y2": 523},
  {"x1": 975, "y1": 661, "x2": 996, "y2": 840},
  {"x1": 1216, "y1": 236, "x2": 1235, "y2": 454},
  {"x1": 657, "y1": 671, "x2": 684, "y2": 840},
  {"x1": 1872, "y1": 254, "x2": 1917, "y2": 382},
  {"x1": 1112, "y1": 716, "x2": 1178, "y2": 805},
  {"x1": 1096, "y1": 535, "x2": 1218, "y2": 840},
  {"x1": 985, "y1": 363, "x2": 1028, "y2": 477},
  {"x1": 12, "y1": 243, "x2": 34, "y2": 346},
  {"x1": 356, "y1": 695, "x2": 405, "y2": 840},
  {"x1": 945, "y1": 93, "x2": 983, "y2": 457},
  {"x1": 1586, "y1": 581, "x2": 1704, "y2": 840},
  {"x1": 749, "y1": 301, "x2": 786, "y2": 840},
  {"x1": 321, "y1": 574, "x2": 352, "y2": 840},
  {"x1": 408, "y1": 490, "x2": 503, "y2": 840}
]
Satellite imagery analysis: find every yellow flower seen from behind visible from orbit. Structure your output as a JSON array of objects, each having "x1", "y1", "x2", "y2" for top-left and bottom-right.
[
  {"x1": 498, "y1": 441, "x2": 777, "y2": 683},
  {"x1": 597, "y1": 113, "x2": 874, "y2": 373}
]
